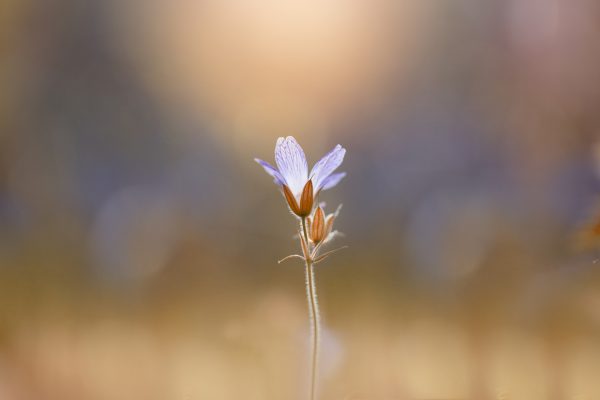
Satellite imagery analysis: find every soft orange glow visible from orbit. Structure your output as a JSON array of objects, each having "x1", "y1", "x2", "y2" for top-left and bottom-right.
[{"x1": 115, "y1": 0, "x2": 425, "y2": 147}]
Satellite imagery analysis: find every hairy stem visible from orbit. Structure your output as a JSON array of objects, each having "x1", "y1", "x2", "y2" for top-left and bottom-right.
[
  {"x1": 301, "y1": 217, "x2": 320, "y2": 400},
  {"x1": 301, "y1": 217, "x2": 309, "y2": 246}
]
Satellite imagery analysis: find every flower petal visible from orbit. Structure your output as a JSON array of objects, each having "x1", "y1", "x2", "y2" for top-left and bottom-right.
[
  {"x1": 310, "y1": 145, "x2": 346, "y2": 191},
  {"x1": 320, "y1": 172, "x2": 346, "y2": 191},
  {"x1": 274, "y1": 136, "x2": 308, "y2": 196},
  {"x1": 255, "y1": 158, "x2": 286, "y2": 186}
]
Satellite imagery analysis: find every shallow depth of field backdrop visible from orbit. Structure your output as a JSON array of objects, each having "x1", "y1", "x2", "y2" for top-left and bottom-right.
[{"x1": 1, "y1": 1, "x2": 600, "y2": 399}]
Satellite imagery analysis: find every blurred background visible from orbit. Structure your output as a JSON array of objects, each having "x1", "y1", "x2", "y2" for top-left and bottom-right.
[{"x1": 1, "y1": 0, "x2": 600, "y2": 399}]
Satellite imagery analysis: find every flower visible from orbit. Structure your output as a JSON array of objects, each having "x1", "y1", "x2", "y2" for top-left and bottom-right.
[{"x1": 255, "y1": 136, "x2": 346, "y2": 217}]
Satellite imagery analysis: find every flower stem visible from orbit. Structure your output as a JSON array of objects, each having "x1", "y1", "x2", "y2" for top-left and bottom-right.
[{"x1": 301, "y1": 217, "x2": 320, "y2": 400}]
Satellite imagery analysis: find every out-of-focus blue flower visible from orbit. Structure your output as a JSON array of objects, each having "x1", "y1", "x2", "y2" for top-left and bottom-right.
[{"x1": 255, "y1": 136, "x2": 346, "y2": 199}]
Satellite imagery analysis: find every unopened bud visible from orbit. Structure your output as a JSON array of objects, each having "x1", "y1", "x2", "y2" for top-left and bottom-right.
[{"x1": 310, "y1": 206, "x2": 325, "y2": 243}]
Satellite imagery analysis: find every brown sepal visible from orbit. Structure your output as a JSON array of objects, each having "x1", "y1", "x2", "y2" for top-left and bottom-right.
[
  {"x1": 298, "y1": 180, "x2": 314, "y2": 217},
  {"x1": 324, "y1": 215, "x2": 335, "y2": 239},
  {"x1": 282, "y1": 185, "x2": 301, "y2": 215}
]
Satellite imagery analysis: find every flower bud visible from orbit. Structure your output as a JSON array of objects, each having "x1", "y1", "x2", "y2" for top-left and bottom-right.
[{"x1": 310, "y1": 206, "x2": 325, "y2": 243}]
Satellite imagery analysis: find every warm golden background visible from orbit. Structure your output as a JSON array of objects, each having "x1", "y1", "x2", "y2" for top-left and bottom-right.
[{"x1": 1, "y1": 0, "x2": 600, "y2": 399}]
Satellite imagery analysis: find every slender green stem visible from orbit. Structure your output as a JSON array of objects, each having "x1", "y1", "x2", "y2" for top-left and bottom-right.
[
  {"x1": 301, "y1": 216, "x2": 309, "y2": 245},
  {"x1": 301, "y1": 217, "x2": 320, "y2": 400}
]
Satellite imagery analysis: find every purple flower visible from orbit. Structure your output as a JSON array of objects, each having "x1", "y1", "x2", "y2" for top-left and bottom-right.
[{"x1": 255, "y1": 136, "x2": 346, "y2": 216}]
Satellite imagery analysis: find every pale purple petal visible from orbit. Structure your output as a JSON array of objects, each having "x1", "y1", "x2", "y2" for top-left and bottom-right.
[
  {"x1": 321, "y1": 172, "x2": 346, "y2": 191},
  {"x1": 274, "y1": 136, "x2": 308, "y2": 196},
  {"x1": 309, "y1": 144, "x2": 346, "y2": 191},
  {"x1": 255, "y1": 158, "x2": 286, "y2": 186}
]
